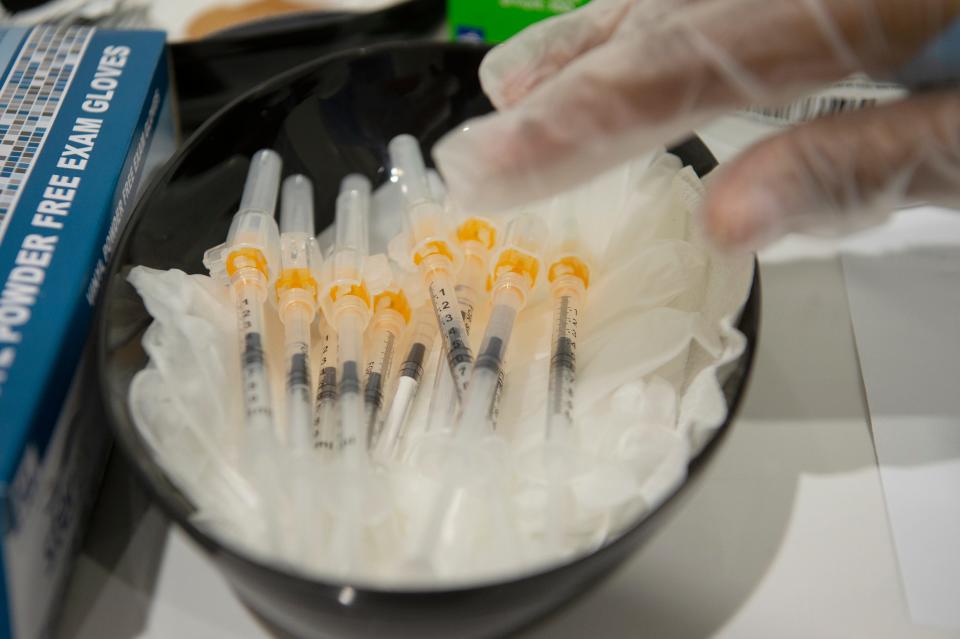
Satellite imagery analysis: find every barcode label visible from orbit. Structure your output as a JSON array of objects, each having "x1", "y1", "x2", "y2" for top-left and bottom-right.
[
  {"x1": 740, "y1": 76, "x2": 907, "y2": 126},
  {"x1": 745, "y1": 95, "x2": 879, "y2": 123}
]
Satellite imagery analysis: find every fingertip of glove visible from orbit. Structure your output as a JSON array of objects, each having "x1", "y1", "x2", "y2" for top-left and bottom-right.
[
  {"x1": 479, "y1": 43, "x2": 547, "y2": 111},
  {"x1": 478, "y1": 44, "x2": 509, "y2": 107},
  {"x1": 703, "y1": 175, "x2": 786, "y2": 251}
]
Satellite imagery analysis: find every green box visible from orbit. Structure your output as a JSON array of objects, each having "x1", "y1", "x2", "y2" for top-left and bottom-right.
[{"x1": 449, "y1": 0, "x2": 591, "y2": 43}]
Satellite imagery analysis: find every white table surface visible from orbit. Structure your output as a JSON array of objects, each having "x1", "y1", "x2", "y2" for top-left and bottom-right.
[{"x1": 53, "y1": 126, "x2": 960, "y2": 639}]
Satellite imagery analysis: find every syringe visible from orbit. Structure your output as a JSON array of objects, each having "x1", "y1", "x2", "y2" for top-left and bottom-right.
[
  {"x1": 543, "y1": 208, "x2": 591, "y2": 551},
  {"x1": 320, "y1": 175, "x2": 373, "y2": 464},
  {"x1": 313, "y1": 312, "x2": 338, "y2": 453},
  {"x1": 426, "y1": 206, "x2": 498, "y2": 433},
  {"x1": 545, "y1": 218, "x2": 589, "y2": 442},
  {"x1": 203, "y1": 149, "x2": 282, "y2": 440},
  {"x1": 458, "y1": 213, "x2": 549, "y2": 438},
  {"x1": 403, "y1": 215, "x2": 536, "y2": 577},
  {"x1": 362, "y1": 254, "x2": 412, "y2": 447},
  {"x1": 276, "y1": 175, "x2": 322, "y2": 451},
  {"x1": 375, "y1": 304, "x2": 434, "y2": 460},
  {"x1": 388, "y1": 135, "x2": 473, "y2": 400}
]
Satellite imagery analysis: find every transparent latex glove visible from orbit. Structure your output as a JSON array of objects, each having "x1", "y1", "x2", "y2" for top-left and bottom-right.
[{"x1": 434, "y1": 0, "x2": 960, "y2": 249}]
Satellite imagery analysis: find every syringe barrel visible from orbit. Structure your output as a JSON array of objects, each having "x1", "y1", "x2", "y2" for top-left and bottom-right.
[
  {"x1": 283, "y1": 305, "x2": 313, "y2": 451},
  {"x1": 545, "y1": 281, "x2": 585, "y2": 442},
  {"x1": 313, "y1": 318, "x2": 338, "y2": 453},
  {"x1": 336, "y1": 304, "x2": 367, "y2": 372},
  {"x1": 376, "y1": 375, "x2": 418, "y2": 460},
  {"x1": 239, "y1": 149, "x2": 283, "y2": 216},
  {"x1": 457, "y1": 366, "x2": 500, "y2": 439},
  {"x1": 477, "y1": 294, "x2": 521, "y2": 373},
  {"x1": 337, "y1": 308, "x2": 368, "y2": 462},
  {"x1": 232, "y1": 279, "x2": 275, "y2": 435},
  {"x1": 363, "y1": 311, "x2": 403, "y2": 441},
  {"x1": 422, "y1": 261, "x2": 472, "y2": 399},
  {"x1": 373, "y1": 310, "x2": 433, "y2": 461},
  {"x1": 280, "y1": 174, "x2": 315, "y2": 236},
  {"x1": 408, "y1": 307, "x2": 436, "y2": 347}
]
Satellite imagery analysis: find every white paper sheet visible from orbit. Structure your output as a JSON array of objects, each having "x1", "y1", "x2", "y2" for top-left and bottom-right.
[{"x1": 841, "y1": 207, "x2": 960, "y2": 630}]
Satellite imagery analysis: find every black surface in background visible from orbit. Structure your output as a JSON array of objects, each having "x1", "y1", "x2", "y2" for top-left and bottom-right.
[
  {"x1": 4, "y1": 0, "x2": 51, "y2": 12},
  {"x1": 170, "y1": 0, "x2": 445, "y2": 136}
]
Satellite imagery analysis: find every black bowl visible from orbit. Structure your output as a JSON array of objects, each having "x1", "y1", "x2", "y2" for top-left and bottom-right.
[{"x1": 96, "y1": 42, "x2": 760, "y2": 639}]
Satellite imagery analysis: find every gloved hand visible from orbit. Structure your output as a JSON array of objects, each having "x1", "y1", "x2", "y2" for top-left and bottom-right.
[{"x1": 433, "y1": 0, "x2": 960, "y2": 249}]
